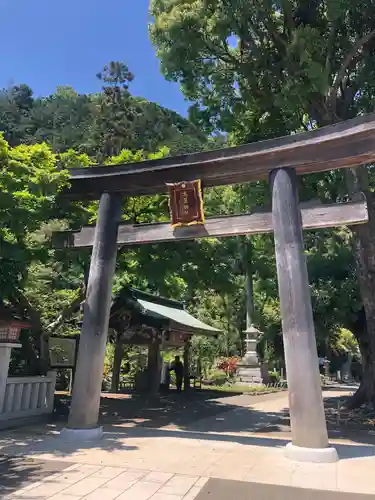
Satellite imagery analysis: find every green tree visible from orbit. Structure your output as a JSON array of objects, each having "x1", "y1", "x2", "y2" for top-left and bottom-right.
[
  {"x1": 0, "y1": 84, "x2": 34, "y2": 146},
  {"x1": 31, "y1": 86, "x2": 92, "y2": 153},
  {"x1": 0, "y1": 136, "x2": 76, "y2": 371},
  {"x1": 150, "y1": 0, "x2": 375, "y2": 405},
  {"x1": 127, "y1": 98, "x2": 207, "y2": 155},
  {"x1": 88, "y1": 61, "x2": 136, "y2": 159},
  {"x1": 0, "y1": 68, "x2": 208, "y2": 159},
  {"x1": 0, "y1": 136, "x2": 70, "y2": 294}
]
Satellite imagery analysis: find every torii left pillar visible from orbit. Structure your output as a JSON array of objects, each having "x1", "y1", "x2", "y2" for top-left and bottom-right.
[{"x1": 62, "y1": 192, "x2": 122, "y2": 440}]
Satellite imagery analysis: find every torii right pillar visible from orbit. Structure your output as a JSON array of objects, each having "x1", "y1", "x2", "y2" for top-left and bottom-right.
[{"x1": 270, "y1": 167, "x2": 338, "y2": 463}]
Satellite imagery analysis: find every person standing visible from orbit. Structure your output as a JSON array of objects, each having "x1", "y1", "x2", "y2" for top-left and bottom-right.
[{"x1": 170, "y1": 355, "x2": 184, "y2": 392}]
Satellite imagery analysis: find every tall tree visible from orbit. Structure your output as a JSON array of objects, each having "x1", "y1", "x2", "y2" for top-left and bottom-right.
[
  {"x1": 150, "y1": 0, "x2": 375, "y2": 405},
  {"x1": 89, "y1": 61, "x2": 136, "y2": 159}
]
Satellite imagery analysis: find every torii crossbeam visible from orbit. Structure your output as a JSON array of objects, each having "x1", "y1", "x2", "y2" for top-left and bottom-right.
[
  {"x1": 54, "y1": 200, "x2": 368, "y2": 248},
  {"x1": 67, "y1": 112, "x2": 375, "y2": 199}
]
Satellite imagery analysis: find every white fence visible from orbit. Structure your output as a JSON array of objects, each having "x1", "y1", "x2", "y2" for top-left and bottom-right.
[{"x1": 0, "y1": 371, "x2": 56, "y2": 423}]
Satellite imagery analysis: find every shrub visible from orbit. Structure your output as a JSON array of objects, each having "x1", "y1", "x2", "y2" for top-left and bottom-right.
[
  {"x1": 207, "y1": 370, "x2": 228, "y2": 386},
  {"x1": 268, "y1": 371, "x2": 280, "y2": 384},
  {"x1": 217, "y1": 357, "x2": 239, "y2": 378}
]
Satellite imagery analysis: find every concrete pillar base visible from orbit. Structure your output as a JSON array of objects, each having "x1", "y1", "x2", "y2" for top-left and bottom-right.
[
  {"x1": 60, "y1": 426, "x2": 103, "y2": 441},
  {"x1": 285, "y1": 442, "x2": 339, "y2": 463}
]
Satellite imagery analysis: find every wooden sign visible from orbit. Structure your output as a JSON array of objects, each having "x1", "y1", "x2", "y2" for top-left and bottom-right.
[{"x1": 167, "y1": 179, "x2": 205, "y2": 228}]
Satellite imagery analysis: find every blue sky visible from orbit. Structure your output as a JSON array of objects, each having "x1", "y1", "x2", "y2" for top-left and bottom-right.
[{"x1": 0, "y1": 0, "x2": 189, "y2": 115}]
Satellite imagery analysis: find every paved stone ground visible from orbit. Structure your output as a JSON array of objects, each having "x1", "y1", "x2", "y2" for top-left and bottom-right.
[
  {"x1": 1, "y1": 389, "x2": 375, "y2": 499},
  {"x1": 0, "y1": 456, "x2": 74, "y2": 497},
  {"x1": 1, "y1": 463, "x2": 209, "y2": 499},
  {"x1": 53, "y1": 388, "x2": 286, "y2": 429},
  {"x1": 195, "y1": 478, "x2": 374, "y2": 500}
]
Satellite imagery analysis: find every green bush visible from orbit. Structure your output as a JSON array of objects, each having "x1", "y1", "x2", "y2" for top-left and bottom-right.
[
  {"x1": 268, "y1": 371, "x2": 280, "y2": 384},
  {"x1": 208, "y1": 370, "x2": 227, "y2": 386}
]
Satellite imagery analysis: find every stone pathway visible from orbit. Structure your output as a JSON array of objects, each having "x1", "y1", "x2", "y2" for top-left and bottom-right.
[
  {"x1": 2, "y1": 462, "x2": 208, "y2": 499},
  {"x1": 195, "y1": 478, "x2": 374, "y2": 499},
  {"x1": 0, "y1": 456, "x2": 74, "y2": 497},
  {"x1": 1, "y1": 390, "x2": 375, "y2": 498}
]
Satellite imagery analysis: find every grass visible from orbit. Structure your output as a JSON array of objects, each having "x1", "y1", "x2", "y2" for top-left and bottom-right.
[{"x1": 201, "y1": 383, "x2": 287, "y2": 394}]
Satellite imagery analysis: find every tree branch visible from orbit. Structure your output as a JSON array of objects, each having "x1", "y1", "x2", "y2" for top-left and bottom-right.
[
  {"x1": 253, "y1": 0, "x2": 287, "y2": 50},
  {"x1": 202, "y1": 37, "x2": 239, "y2": 66},
  {"x1": 327, "y1": 30, "x2": 375, "y2": 113},
  {"x1": 280, "y1": 0, "x2": 295, "y2": 36},
  {"x1": 222, "y1": 39, "x2": 239, "y2": 64},
  {"x1": 10, "y1": 290, "x2": 42, "y2": 331},
  {"x1": 45, "y1": 286, "x2": 86, "y2": 335},
  {"x1": 325, "y1": 21, "x2": 337, "y2": 80}
]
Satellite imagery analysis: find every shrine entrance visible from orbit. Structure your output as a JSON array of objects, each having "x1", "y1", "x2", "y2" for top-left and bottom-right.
[{"x1": 55, "y1": 113, "x2": 375, "y2": 463}]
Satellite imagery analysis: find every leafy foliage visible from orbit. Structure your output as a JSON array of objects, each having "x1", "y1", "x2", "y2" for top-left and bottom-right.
[
  {"x1": 150, "y1": 0, "x2": 375, "y2": 136},
  {"x1": 0, "y1": 63, "x2": 207, "y2": 158},
  {"x1": 0, "y1": 136, "x2": 70, "y2": 297}
]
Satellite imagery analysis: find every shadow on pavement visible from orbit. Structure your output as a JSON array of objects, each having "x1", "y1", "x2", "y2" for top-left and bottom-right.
[
  {"x1": 0, "y1": 455, "x2": 73, "y2": 495},
  {"x1": 0, "y1": 389, "x2": 374, "y2": 463},
  {"x1": 54, "y1": 389, "x2": 284, "y2": 429}
]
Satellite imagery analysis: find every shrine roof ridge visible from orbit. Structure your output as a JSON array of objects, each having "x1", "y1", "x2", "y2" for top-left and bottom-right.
[
  {"x1": 65, "y1": 112, "x2": 375, "y2": 199},
  {"x1": 115, "y1": 286, "x2": 185, "y2": 311}
]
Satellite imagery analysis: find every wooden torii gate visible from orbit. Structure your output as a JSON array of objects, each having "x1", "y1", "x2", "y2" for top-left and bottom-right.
[{"x1": 57, "y1": 113, "x2": 375, "y2": 462}]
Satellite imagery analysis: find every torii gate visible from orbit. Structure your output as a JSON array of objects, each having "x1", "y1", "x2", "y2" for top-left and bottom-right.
[{"x1": 56, "y1": 113, "x2": 375, "y2": 463}]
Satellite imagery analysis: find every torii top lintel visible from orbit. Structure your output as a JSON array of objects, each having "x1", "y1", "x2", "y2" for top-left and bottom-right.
[{"x1": 66, "y1": 113, "x2": 375, "y2": 199}]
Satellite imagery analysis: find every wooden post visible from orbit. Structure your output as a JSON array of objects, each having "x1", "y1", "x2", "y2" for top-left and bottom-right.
[
  {"x1": 111, "y1": 335, "x2": 123, "y2": 393},
  {"x1": 46, "y1": 371, "x2": 57, "y2": 412},
  {"x1": 148, "y1": 341, "x2": 161, "y2": 395},
  {"x1": 270, "y1": 168, "x2": 337, "y2": 462},
  {"x1": 67, "y1": 192, "x2": 122, "y2": 434},
  {"x1": 184, "y1": 339, "x2": 190, "y2": 391}
]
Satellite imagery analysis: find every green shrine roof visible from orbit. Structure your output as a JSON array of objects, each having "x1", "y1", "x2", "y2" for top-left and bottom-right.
[
  {"x1": 136, "y1": 297, "x2": 220, "y2": 335},
  {"x1": 111, "y1": 287, "x2": 220, "y2": 336}
]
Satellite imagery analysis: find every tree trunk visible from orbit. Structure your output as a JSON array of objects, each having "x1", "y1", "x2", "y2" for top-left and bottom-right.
[
  {"x1": 349, "y1": 328, "x2": 375, "y2": 408},
  {"x1": 346, "y1": 167, "x2": 375, "y2": 407}
]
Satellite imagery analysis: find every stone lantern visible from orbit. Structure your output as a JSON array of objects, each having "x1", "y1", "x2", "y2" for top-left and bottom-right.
[
  {"x1": 237, "y1": 324, "x2": 262, "y2": 384},
  {"x1": 237, "y1": 238, "x2": 263, "y2": 384}
]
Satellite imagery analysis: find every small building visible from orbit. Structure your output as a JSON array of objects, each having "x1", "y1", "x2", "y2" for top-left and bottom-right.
[{"x1": 108, "y1": 287, "x2": 220, "y2": 393}]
